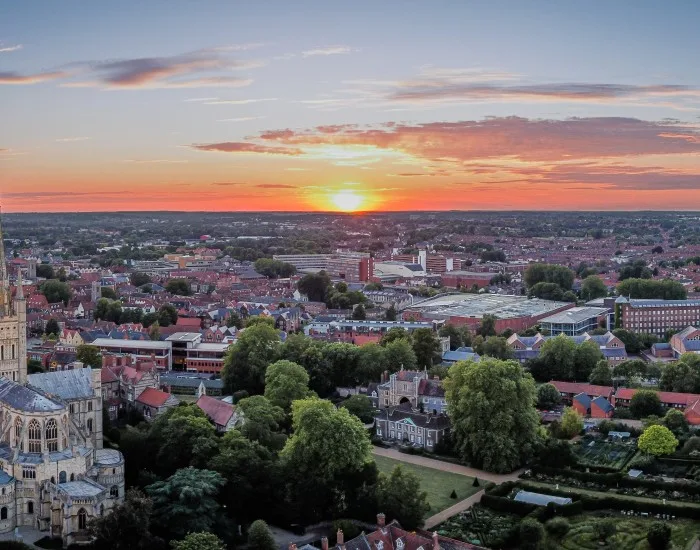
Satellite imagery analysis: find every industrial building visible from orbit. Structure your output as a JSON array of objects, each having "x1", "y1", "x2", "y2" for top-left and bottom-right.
[{"x1": 273, "y1": 252, "x2": 373, "y2": 282}]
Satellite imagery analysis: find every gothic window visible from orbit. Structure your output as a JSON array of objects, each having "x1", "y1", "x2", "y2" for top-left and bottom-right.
[
  {"x1": 27, "y1": 502, "x2": 33, "y2": 514},
  {"x1": 0, "y1": 507, "x2": 6, "y2": 520},
  {"x1": 28, "y1": 420, "x2": 41, "y2": 453},
  {"x1": 59, "y1": 471, "x2": 66, "y2": 484},
  {"x1": 1, "y1": 346, "x2": 4, "y2": 360},
  {"x1": 45, "y1": 418, "x2": 58, "y2": 452},
  {"x1": 88, "y1": 401, "x2": 92, "y2": 412},
  {"x1": 87, "y1": 418, "x2": 93, "y2": 433},
  {"x1": 78, "y1": 508, "x2": 87, "y2": 530},
  {"x1": 13, "y1": 417, "x2": 22, "y2": 450},
  {"x1": 51, "y1": 477, "x2": 55, "y2": 484},
  {"x1": 70, "y1": 473, "x2": 75, "y2": 482},
  {"x1": 110, "y1": 485, "x2": 119, "y2": 498}
]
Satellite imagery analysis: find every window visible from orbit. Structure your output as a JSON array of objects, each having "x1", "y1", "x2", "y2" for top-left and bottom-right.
[
  {"x1": 28, "y1": 420, "x2": 41, "y2": 453},
  {"x1": 70, "y1": 473, "x2": 75, "y2": 482},
  {"x1": 27, "y1": 502, "x2": 33, "y2": 514},
  {"x1": 22, "y1": 468, "x2": 36, "y2": 480},
  {"x1": 78, "y1": 508, "x2": 87, "y2": 530},
  {"x1": 87, "y1": 418, "x2": 93, "y2": 433},
  {"x1": 45, "y1": 419, "x2": 58, "y2": 452},
  {"x1": 59, "y1": 471, "x2": 66, "y2": 484},
  {"x1": 88, "y1": 401, "x2": 92, "y2": 412},
  {"x1": 14, "y1": 417, "x2": 22, "y2": 451},
  {"x1": 0, "y1": 507, "x2": 6, "y2": 520},
  {"x1": 51, "y1": 477, "x2": 55, "y2": 484},
  {"x1": 110, "y1": 485, "x2": 119, "y2": 498}
]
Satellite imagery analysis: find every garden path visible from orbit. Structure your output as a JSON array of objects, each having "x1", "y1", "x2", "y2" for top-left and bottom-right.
[{"x1": 423, "y1": 490, "x2": 484, "y2": 529}]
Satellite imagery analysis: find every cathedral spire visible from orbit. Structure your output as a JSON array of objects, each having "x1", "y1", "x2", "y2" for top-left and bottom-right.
[
  {"x1": 0, "y1": 207, "x2": 10, "y2": 317},
  {"x1": 15, "y1": 266, "x2": 24, "y2": 300}
]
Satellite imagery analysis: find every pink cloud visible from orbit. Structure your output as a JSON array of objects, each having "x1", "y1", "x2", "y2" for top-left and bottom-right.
[{"x1": 191, "y1": 142, "x2": 303, "y2": 156}]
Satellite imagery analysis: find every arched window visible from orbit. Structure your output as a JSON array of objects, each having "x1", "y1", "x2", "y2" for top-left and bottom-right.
[
  {"x1": 14, "y1": 417, "x2": 22, "y2": 450},
  {"x1": 87, "y1": 418, "x2": 93, "y2": 433},
  {"x1": 1, "y1": 346, "x2": 4, "y2": 360},
  {"x1": 27, "y1": 501, "x2": 33, "y2": 514},
  {"x1": 0, "y1": 507, "x2": 6, "y2": 520},
  {"x1": 70, "y1": 473, "x2": 75, "y2": 482},
  {"x1": 100, "y1": 504, "x2": 104, "y2": 516},
  {"x1": 59, "y1": 471, "x2": 66, "y2": 484},
  {"x1": 110, "y1": 486, "x2": 119, "y2": 498},
  {"x1": 45, "y1": 419, "x2": 58, "y2": 452},
  {"x1": 50, "y1": 477, "x2": 55, "y2": 484},
  {"x1": 78, "y1": 508, "x2": 87, "y2": 530},
  {"x1": 11, "y1": 345, "x2": 14, "y2": 359},
  {"x1": 28, "y1": 420, "x2": 41, "y2": 453},
  {"x1": 88, "y1": 401, "x2": 92, "y2": 412}
]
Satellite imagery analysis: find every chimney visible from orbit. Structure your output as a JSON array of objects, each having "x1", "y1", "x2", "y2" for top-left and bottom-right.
[
  {"x1": 432, "y1": 532, "x2": 439, "y2": 550},
  {"x1": 377, "y1": 513, "x2": 385, "y2": 527},
  {"x1": 337, "y1": 529, "x2": 344, "y2": 546},
  {"x1": 321, "y1": 538, "x2": 329, "y2": 550}
]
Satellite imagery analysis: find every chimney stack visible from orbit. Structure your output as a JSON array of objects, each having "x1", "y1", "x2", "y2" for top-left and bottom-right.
[
  {"x1": 432, "y1": 532, "x2": 439, "y2": 550},
  {"x1": 337, "y1": 529, "x2": 344, "y2": 546},
  {"x1": 321, "y1": 537, "x2": 329, "y2": 550},
  {"x1": 377, "y1": 513, "x2": 386, "y2": 527}
]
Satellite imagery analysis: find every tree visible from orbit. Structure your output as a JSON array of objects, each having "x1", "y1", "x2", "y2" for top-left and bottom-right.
[
  {"x1": 647, "y1": 522, "x2": 672, "y2": 550},
  {"x1": 171, "y1": 532, "x2": 225, "y2": 550},
  {"x1": 101, "y1": 286, "x2": 117, "y2": 300},
  {"x1": 581, "y1": 275, "x2": 608, "y2": 300},
  {"x1": 385, "y1": 303, "x2": 397, "y2": 321},
  {"x1": 545, "y1": 517, "x2": 570, "y2": 539},
  {"x1": 342, "y1": 394, "x2": 375, "y2": 423},
  {"x1": 247, "y1": 520, "x2": 277, "y2": 550},
  {"x1": 524, "y1": 264, "x2": 575, "y2": 290},
  {"x1": 356, "y1": 343, "x2": 387, "y2": 384},
  {"x1": 616, "y1": 278, "x2": 686, "y2": 300},
  {"x1": 376, "y1": 465, "x2": 430, "y2": 530},
  {"x1": 76, "y1": 344, "x2": 102, "y2": 368},
  {"x1": 589, "y1": 360, "x2": 613, "y2": 386},
  {"x1": 612, "y1": 329, "x2": 642, "y2": 354},
  {"x1": 536, "y1": 334, "x2": 577, "y2": 381},
  {"x1": 519, "y1": 518, "x2": 545, "y2": 550},
  {"x1": 528, "y1": 282, "x2": 564, "y2": 301},
  {"x1": 536, "y1": 383, "x2": 561, "y2": 410},
  {"x1": 281, "y1": 398, "x2": 373, "y2": 521},
  {"x1": 439, "y1": 324, "x2": 463, "y2": 350},
  {"x1": 477, "y1": 314, "x2": 497, "y2": 337},
  {"x1": 481, "y1": 336, "x2": 513, "y2": 360},
  {"x1": 39, "y1": 279, "x2": 72, "y2": 305},
  {"x1": 264, "y1": 360, "x2": 311, "y2": 412},
  {"x1": 36, "y1": 263, "x2": 54, "y2": 279},
  {"x1": 444, "y1": 358, "x2": 542, "y2": 473},
  {"x1": 412, "y1": 328, "x2": 441, "y2": 368},
  {"x1": 593, "y1": 519, "x2": 616, "y2": 543},
  {"x1": 222, "y1": 322, "x2": 281, "y2": 395},
  {"x1": 88, "y1": 489, "x2": 161, "y2": 550},
  {"x1": 663, "y1": 408, "x2": 688, "y2": 433},
  {"x1": 149, "y1": 321, "x2": 161, "y2": 341},
  {"x1": 146, "y1": 467, "x2": 225, "y2": 541},
  {"x1": 45, "y1": 318, "x2": 60, "y2": 336},
  {"x1": 638, "y1": 425, "x2": 679, "y2": 456},
  {"x1": 383, "y1": 339, "x2": 417, "y2": 372},
  {"x1": 573, "y1": 340, "x2": 603, "y2": 381},
  {"x1": 660, "y1": 354, "x2": 700, "y2": 393},
  {"x1": 352, "y1": 303, "x2": 367, "y2": 320},
  {"x1": 227, "y1": 311, "x2": 243, "y2": 329},
  {"x1": 165, "y1": 278, "x2": 191, "y2": 296},
  {"x1": 158, "y1": 304, "x2": 178, "y2": 327},
  {"x1": 557, "y1": 407, "x2": 583, "y2": 439},
  {"x1": 131, "y1": 272, "x2": 152, "y2": 287},
  {"x1": 253, "y1": 258, "x2": 296, "y2": 278},
  {"x1": 380, "y1": 327, "x2": 410, "y2": 346},
  {"x1": 236, "y1": 395, "x2": 286, "y2": 451},
  {"x1": 297, "y1": 271, "x2": 331, "y2": 302},
  {"x1": 630, "y1": 390, "x2": 663, "y2": 419}
]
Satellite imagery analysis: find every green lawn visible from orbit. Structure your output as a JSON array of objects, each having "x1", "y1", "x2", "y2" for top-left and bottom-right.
[{"x1": 373, "y1": 455, "x2": 480, "y2": 516}]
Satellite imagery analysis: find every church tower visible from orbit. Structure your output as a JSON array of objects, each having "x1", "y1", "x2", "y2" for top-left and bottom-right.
[
  {"x1": 15, "y1": 268, "x2": 27, "y2": 384},
  {"x1": 0, "y1": 210, "x2": 10, "y2": 318}
]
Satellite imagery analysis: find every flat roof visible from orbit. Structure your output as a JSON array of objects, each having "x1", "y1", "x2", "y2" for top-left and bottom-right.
[
  {"x1": 406, "y1": 293, "x2": 571, "y2": 320},
  {"x1": 193, "y1": 342, "x2": 232, "y2": 351},
  {"x1": 539, "y1": 307, "x2": 608, "y2": 325},
  {"x1": 627, "y1": 299, "x2": 700, "y2": 308},
  {"x1": 91, "y1": 338, "x2": 171, "y2": 349},
  {"x1": 165, "y1": 332, "x2": 202, "y2": 342}
]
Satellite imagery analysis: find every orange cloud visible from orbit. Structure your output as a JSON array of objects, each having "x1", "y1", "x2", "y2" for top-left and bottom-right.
[
  {"x1": 191, "y1": 142, "x2": 303, "y2": 155},
  {"x1": 0, "y1": 70, "x2": 67, "y2": 85}
]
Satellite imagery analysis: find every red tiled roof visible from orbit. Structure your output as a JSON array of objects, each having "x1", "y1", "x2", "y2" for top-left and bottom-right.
[
  {"x1": 176, "y1": 317, "x2": 201, "y2": 328},
  {"x1": 196, "y1": 395, "x2": 234, "y2": 427},
  {"x1": 101, "y1": 367, "x2": 119, "y2": 384},
  {"x1": 615, "y1": 388, "x2": 700, "y2": 406},
  {"x1": 549, "y1": 380, "x2": 613, "y2": 397},
  {"x1": 136, "y1": 387, "x2": 171, "y2": 408}
]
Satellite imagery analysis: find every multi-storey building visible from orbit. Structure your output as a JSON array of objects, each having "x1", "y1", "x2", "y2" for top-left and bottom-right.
[
  {"x1": 272, "y1": 252, "x2": 374, "y2": 282},
  {"x1": 538, "y1": 307, "x2": 609, "y2": 336},
  {"x1": 616, "y1": 296, "x2": 700, "y2": 336},
  {"x1": 373, "y1": 369, "x2": 447, "y2": 414}
]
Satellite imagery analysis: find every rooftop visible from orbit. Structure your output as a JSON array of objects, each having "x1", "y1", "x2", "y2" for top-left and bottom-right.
[
  {"x1": 165, "y1": 332, "x2": 202, "y2": 342},
  {"x1": 539, "y1": 306, "x2": 608, "y2": 325},
  {"x1": 91, "y1": 338, "x2": 171, "y2": 349},
  {"x1": 513, "y1": 490, "x2": 572, "y2": 506},
  {"x1": 94, "y1": 449, "x2": 123, "y2": 466},
  {"x1": 58, "y1": 480, "x2": 105, "y2": 498},
  {"x1": 0, "y1": 377, "x2": 64, "y2": 413},
  {"x1": 626, "y1": 299, "x2": 700, "y2": 308},
  {"x1": 406, "y1": 293, "x2": 572, "y2": 320},
  {"x1": 27, "y1": 368, "x2": 93, "y2": 401}
]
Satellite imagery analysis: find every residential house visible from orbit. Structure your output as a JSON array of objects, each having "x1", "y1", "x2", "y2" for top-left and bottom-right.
[
  {"x1": 614, "y1": 388, "x2": 700, "y2": 425},
  {"x1": 374, "y1": 407, "x2": 449, "y2": 451},
  {"x1": 195, "y1": 395, "x2": 243, "y2": 432},
  {"x1": 135, "y1": 387, "x2": 179, "y2": 420},
  {"x1": 548, "y1": 381, "x2": 614, "y2": 405},
  {"x1": 508, "y1": 331, "x2": 627, "y2": 364},
  {"x1": 670, "y1": 326, "x2": 700, "y2": 357}
]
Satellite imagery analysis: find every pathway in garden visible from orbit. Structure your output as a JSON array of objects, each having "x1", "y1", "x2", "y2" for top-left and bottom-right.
[
  {"x1": 423, "y1": 490, "x2": 485, "y2": 529},
  {"x1": 372, "y1": 446, "x2": 523, "y2": 483}
]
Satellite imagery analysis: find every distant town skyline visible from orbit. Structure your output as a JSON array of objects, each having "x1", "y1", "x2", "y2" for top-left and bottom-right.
[{"x1": 2, "y1": 0, "x2": 700, "y2": 212}]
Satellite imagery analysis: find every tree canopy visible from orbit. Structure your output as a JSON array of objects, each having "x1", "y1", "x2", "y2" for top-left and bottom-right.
[
  {"x1": 39, "y1": 279, "x2": 72, "y2": 305},
  {"x1": 638, "y1": 425, "x2": 679, "y2": 456},
  {"x1": 616, "y1": 278, "x2": 687, "y2": 300},
  {"x1": 444, "y1": 357, "x2": 542, "y2": 473},
  {"x1": 88, "y1": 489, "x2": 161, "y2": 550},
  {"x1": 536, "y1": 383, "x2": 561, "y2": 410},
  {"x1": 170, "y1": 532, "x2": 226, "y2": 550},
  {"x1": 247, "y1": 520, "x2": 278, "y2": 550},
  {"x1": 76, "y1": 344, "x2": 102, "y2": 368},
  {"x1": 376, "y1": 465, "x2": 430, "y2": 530},
  {"x1": 264, "y1": 359, "x2": 312, "y2": 412},
  {"x1": 297, "y1": 271, "x2": 331, "y2": 302},
  {"x1": 581, "y1": 275, "x2": 608, "y2": 300},
  {"x1": 222, "y1": 321, "x2": 281, "y2": 394},
  {"x1": 524, "y1": 263, "x2": 575, "y2": 290},
  {"x1": 630, "y1": 390, "x2": 663, "y2": 419}
]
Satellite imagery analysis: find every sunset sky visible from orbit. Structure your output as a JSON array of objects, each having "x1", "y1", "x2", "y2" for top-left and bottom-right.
[{"x1": 2, "y1": 0, "x2": 700, "y2": 212}]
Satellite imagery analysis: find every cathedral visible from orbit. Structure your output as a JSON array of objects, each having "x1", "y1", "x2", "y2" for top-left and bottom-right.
[{"x1": 0, "y1": 217, "x2": 125, "y2": 547}]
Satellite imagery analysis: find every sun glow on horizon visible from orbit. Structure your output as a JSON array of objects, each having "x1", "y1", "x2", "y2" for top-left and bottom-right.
[{"x1": 330, "y1": 189, "x2": 365, "y2": 212}]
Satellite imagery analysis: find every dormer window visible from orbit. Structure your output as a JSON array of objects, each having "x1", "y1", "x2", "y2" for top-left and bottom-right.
[{"x1": 397, "y1": 539, "x2": 404, "y2": 550}]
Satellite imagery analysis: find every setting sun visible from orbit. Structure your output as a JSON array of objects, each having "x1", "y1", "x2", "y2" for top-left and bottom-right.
[{"x1": 330, "y1": 189, "x2": 364, "y2": 212}]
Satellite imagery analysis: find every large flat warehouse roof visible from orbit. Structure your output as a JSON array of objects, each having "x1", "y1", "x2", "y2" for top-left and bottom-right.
[{"x1": 406, "y1": 293, "x2": 571, "y2": 320}]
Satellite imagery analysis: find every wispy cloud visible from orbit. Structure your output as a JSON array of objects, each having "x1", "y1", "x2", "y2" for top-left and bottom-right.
[
  {"x1": 0, "y1": 70, "x2": 67, "y2": 85},
  {"x1": 211, "y1": 181, "x2": 247, "y2": 186},
  {"x1": 302, "y1": 45, "x2": 355, "y2": 57},
  {"x1": 55, "y1": 136, "x2": 91, "y2": 142},
  {"x1": 217, "y1": 116, "x2": 266, "y2": 122},
  {"x1": 183, "y1": 97, "x2": 219, "y2": 102},
  {"x1": 190, "y1": 141, "x2": 303, "y2": 156},
  {"x1": 255, "y1": 183, "x2": 296, "y2": 188},
  {"x1": 203, "y1": 98, "x2": 277, "y2": 105},
  {"x1": 122, "y1": 159, "x2": 188, "y2": 164},
  {"x1": 0, "y1": 44, "x2": 22, "y2": 53}
]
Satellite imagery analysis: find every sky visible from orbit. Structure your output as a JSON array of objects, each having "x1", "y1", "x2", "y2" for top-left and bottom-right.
[{"x1": 1, "y1": 0, "x2": 700, "y2": 212}]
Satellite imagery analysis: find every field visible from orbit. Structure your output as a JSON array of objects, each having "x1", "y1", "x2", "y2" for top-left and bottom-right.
[
  {"x1": 573, "y1": 439, "x2": 637, "y2": 469},
  {"x1": 373, "y1": 455, "x2": 480, "y2": 516},
  {"x1": 436, "y1": 504, "x2": 519, "y2": 548},
  {"x1": 559, "y1": 513, "x2": 699, "y2": 550}
]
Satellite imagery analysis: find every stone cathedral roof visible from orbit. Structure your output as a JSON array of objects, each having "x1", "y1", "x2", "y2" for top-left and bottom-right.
[{"x1": 0, "y1": 376, "x2": 63, "y2": 413}]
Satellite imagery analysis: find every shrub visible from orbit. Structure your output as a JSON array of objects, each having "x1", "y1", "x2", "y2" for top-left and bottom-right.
[
  {"x1": 484, "y1": 482, "x2": 496, "y2": 493},
  {"x1": 647, "y1": 522, "x2": 672, "y2": 550},
  {"x1": 450, "y1": 489, "x2": 457, "y2": 499},
  {"x1": 472, "y1": 477, "x2": 479, "y2": 487},
  {"x1": 593, "y1": 519, "x2": 616, "y2": 542},
  {"x1": 545, "y1": 517, "x2": 571, "y2": 538},
  {"x1": 519, "y1": 518, "x2": 545, "y2": 550},
  {"x1": 682, "y1": 436, "x2": 700, "y2": 455}
]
